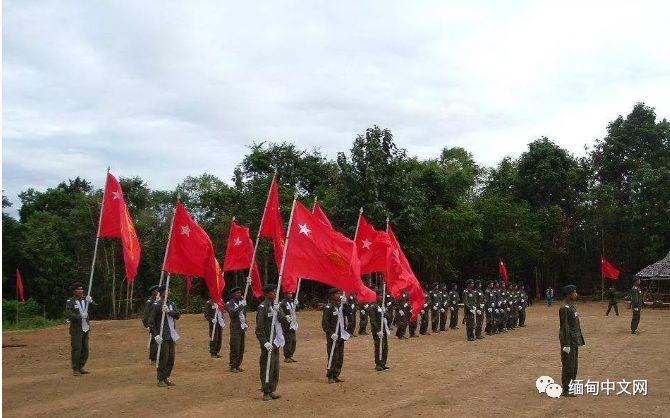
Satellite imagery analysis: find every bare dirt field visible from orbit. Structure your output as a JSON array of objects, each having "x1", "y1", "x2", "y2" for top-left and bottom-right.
[{"x1": 3, "y1": 301, "x2": 669, "y2": 417}]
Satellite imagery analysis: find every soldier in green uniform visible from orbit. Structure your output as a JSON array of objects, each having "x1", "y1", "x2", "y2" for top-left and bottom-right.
[
  {"x1": 149, "y1": 285, "x2": 180, "y2": 387},
  {"x1": 419, "y1": 293, "x2": 430, "y2": 335},
  {"x1": 429, "y1": 284, "x2": 440, "y2": 332},
  {"x1": 492, "y1": 281, "x2": 502, "y2": 334},
  {"x1": 518, "y1": 284, "x2": 528, "y2": 327},
  {"x1": 407, "y1": 295, "x2": 419, "y2": 338},
  {"x1": 508, "y1": 283, "x2": 518, "y2": 330},
  {"x1": 344, "y1": 293, "x2": 358, "y2": 337},
  {"x1": 278, "y1": 291, "x2": 298, "y2": 363},
  {"x1": 203, "y1": 298, "x2": 224, "y2": 358},
  {"x1": 448, "y1": 283, "x2": 460, "y2": 329},
  {"x1": 358, "y1": 298, "x2": 370, "y2": 335},
  {"x1": 605, "y1": 286, "x2": 619, "y2": 316},
  {"x1": 66, "y1": 282, "x2": 92, "y2": 376},
  {"x1": 323, "y1": 288, "x2": 350, "y2": 383},
  {"x1": 499, "y1": 282, "x2": 509, "y2": 332},
  {"x1": 256, "y1": 284, "x2": 285, "y2": 401},
  {"x1": 226, "y1": 287, "x2": 248, "y2": 372},
  {"x1": 369, "y1": 290, "x2": 391, "y2": 371},
  {"x1": 142, "y1": 284, "x2": 159, "y2": 365},
  {"x1": 559, "y1": 284, "x2": 585, "y2": 397},
  {"x1": 484, "y1": 281, "x2": 494, "y2": 335},
  {"x1": 474, "y1": 280, "x2": 485, "y2": 339},
  {"x1": 384, "y1": 294, "x2": 396, "y2": 330},
  {"x1": 630, "y1": 278, "x2": 643, "y2": 334},
  {"x1": 395, "y1": 292, "x2": 409, "y2": 339},
  {"x1": 463, "y1": 279, "x2": 476, "y2": 341}
]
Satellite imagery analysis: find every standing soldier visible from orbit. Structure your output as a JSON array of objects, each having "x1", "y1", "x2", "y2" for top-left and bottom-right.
[
  {"x1": 66, "y1": 282, "x2": 92, "y2": 376},
  {"x1": 429, "y1": 284, "x2": 440, "y2": 332},
  {"x1": 518, "y1": 284, "x2": 528, "y2": 327},
  {"x1": 499, "y1": 282, "x2": 509, "y2": 332},
  {"x1": 630, "y1": 278, "x2": 643, "y2": 334},
  {"x1": 150, "y1": 285, "x2": 180, "y2": 387},
  {"x1": 492, "y1": 281, "x2": 502, "y2": 334},
  {"x1": 203, "y1": 298, "x2": 225, "y2": 358},
  {"x1": 142, "y1": 284, "x2": 159, "y2": 365},
  {"x1": 474, "y1": 280, "x2": 485, "y2": 339},
  {"x1": 408, "y1": 299, "x2": 419, "y2": 338},
  {"x1": 484, "y1": 281, "x2": 494, "y2": 335},
  {"x1": 508, "y1": 283, "x2": 518, "y2": 330},
  {"x1": 439, "y1": 284, "x2": 448, "y2": 331},
  {"x1": 256, "y1": 284, "x2": 285, "y2": 401},
  {"x1": 358, "y1": 299, "x2": 370, "y2": 336},
  {"x1": 448, "y1": 283, "x2": 460, "y2": 329},
  {"x1": 369, "y1": 290, "x2": 390, "y2": 371},
  {"x1": 279, "y1": 291, "x2": 299, "y2": 363},
  {"x1": 559, "y1": 285, "x2": 585, "y2": 397},
  {"x1": 419, "y1": 293, "x2": 430, "y2": 335},
  {"x1": 344, "y1": 293, "x2": 358, "y2": 337},
  {"x1": 605, "y1": 285, "x2": 619, "y2": 316},
  {"x1": 395, "y1": 292, "x2": 409, "y2": 339},
  {"x1": 463, "y1": 279, "x2": 476, "y2": 341},
  {"x1": 226, "y1": 287, "x2": 248, "y2": 372},
  {"x1": 322, "y1": 288, "x2": 350, "y2": 383}
]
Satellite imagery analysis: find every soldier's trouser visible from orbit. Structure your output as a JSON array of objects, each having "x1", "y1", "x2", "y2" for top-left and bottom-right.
[
  {"x1": 631, "y1": 308, "x2": 641, "y2": 332},
  {"x1": 70, "y1": 330, "x2": 89, "y2": 371},
  {"x1": 420, "y1": 316, "x2": 429, "y2": 334},
  {"x1": 449, "y1": 307, "x2": 459, "y2": 328},
  {"x1": 508, "y1": 310, "x2": 517, "y2": 329},
  {"x1": 283, "y1": 329, "x2": 296, "y2": 359},
  {"x1": 157, "y1": 340, "x2": 175, "y2": 382},
  {"x1": 409, "y1": 320, "x2": 418, "y2": 336},
  {"x1": 439, "y1": 311, "x2": 448, "y2": 331},
  {"x1": 208, "y1": 322, "x2": 222, "y2": 355},
  {"x1": 230, "y1": 328, "x2": 245, "y2": 369},
  {"x1": 518, "y1": 309, "x2": 526, "y2": 326},
  {"x1": 346, "y1": 314, "x2": 357, "y2": 336},
  {"x1": 326, "y1": 337, "x2": 345, "y2": 379},
  {"x1": 359, "y1": 311, "x2": 368, "y2": 334},
  {"x1": 475, "y1": 312, "x2": 484, "y2": 338},
  {"x1": 395, "y1": 319, "x2": 407, "y2": 338},
  {"x1": 465, "y1": 312, "x2": 475, "y2": 339},
  {"x1": 606, "y1": 303, "x2": 619, "y2": 316},
  {"x1": 259, "y1": 345, "x2": 280, "y2": 394},
  {"x1": 431, "y1": 309, "x2": 439, "y2": 332},
  {"x1": 561, "y1": 346, "x2": 578, "y2": 393},
  {"x1": 499, "y1": 310, "x2": 508, "y2": 331},
  {"x1": 485, "y1": 311, "x2": 492, "y2": 334},
  {"x1": 149, "y1": 331, "x2": 158, "y2": 361},
  {"x1": 373, "y1": 334, "x2": 388, "y2": 367}
]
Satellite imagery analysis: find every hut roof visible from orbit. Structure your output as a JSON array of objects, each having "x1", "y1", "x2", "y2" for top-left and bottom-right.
[{"x1": 635, "y1": 251, "x2": 670, "y2": 280}]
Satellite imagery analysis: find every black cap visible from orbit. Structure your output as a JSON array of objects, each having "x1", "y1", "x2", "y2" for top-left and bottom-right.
[
  {"x1": 465, "y1": 279, "x2": 474, "y2": 285},
  {"x1": 263, "y1": 284, "x2": 277, "y2": 293},
  {"x1": 328, "y1": 288, "x2": 340, "y2": 295},
  {"x1": 149, "y1": 285, "x2": 159, "y2": 292},
  {"x1": 475, "y1": 279, "x2": 482, "y2": 285},
  {"x1": 562, "y1": 284, "x2": 577, "y2": 295},
  {"x1": 229, "y1": 286, "x2": 241, "y2": 294},
  {"x1": 157, "y1": 284, "x2": 167, "y2": 292},
  {"x1": 70, "y1": 282, "x2": 83, "y2": 291}
]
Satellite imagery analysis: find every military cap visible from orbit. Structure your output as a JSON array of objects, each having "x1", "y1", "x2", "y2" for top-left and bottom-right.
[
  {"x1": 70, "y1": 282, "x2": 84, "y2": 291},
  {"x1": 149, "y1": 284, "x2": 160, "y2": 292},
  {"x1": 328, "y1": 287, "x2": 340, "y2": 294},
  {"x1": 562, "y1": 284, "x2": 577, "y2": 295},
  {"x1": 229, "y1": 286, "x2": 241, "y2": 294},
  {"x1": 263, "y1": 283, "x2": 277, "y2": 292}
]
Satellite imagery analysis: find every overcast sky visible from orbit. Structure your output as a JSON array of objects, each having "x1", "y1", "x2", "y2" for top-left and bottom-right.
[{"x1": 3, "y1": 0, "x2": 670, "y2": 213}]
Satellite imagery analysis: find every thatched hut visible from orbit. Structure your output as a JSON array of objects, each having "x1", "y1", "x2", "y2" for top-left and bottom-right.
[{"x1": 635, "y1": 250, "x2": 670, "y2": 307}]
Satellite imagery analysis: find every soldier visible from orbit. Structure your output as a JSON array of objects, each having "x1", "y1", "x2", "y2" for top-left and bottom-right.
[
  {"x1": 448, "y1": 283, "x2": 460, "y2": 329},
  {"x1": 358, "y1": 298, "x2": 370, "y2": 336},
  {"x1": 484, "y1": 281, "x2": 494, "y2": 335},
  {"x1": 369, "y1": 290, "x2": 391, "y2": 371},
  {"x1": 142, "y1": 284, "x2": 160, "y2": 365},
  {"x1": 344, "y1": 293, "x2": 358, "y2": 337},
  {"x1": 395, "y1": 292, "x2": 409, "y2": 339},
  {"x1": 518, "y1": 284, "x2": 528, "y2": 327},
  {"x1": 474, "y1": 280, "x2": 485, "y2": 339},
  {"x1": 203, "y1": 298, "x2": 225, "y2": 358},
  {"x1": 508, "y1": 283, "x2": 518, "y2": 330},
  {"x1": 463, "y1": 279, "x2": 476, "y2": 341},
  {"x1": 226, "y1": 287, "x2": 248, "y2": 372},
  {"x1": 408, "y1": 296, "x2": 419, "y2": 338},
  {"x1": 256, "y1": 284, "x2": 285, "y2": 401},
  {"x1": 66, "y1": 282, "x2": 92, "y2": 376},
  {"x1": 429, "y1": 284, "x2": 441, "y2": 332},
  {"x1": 278, "y1": 291, "x2": 298, "y2": 363},
  {"x1": 385, "y1": 294, "x2": 396, "y2": 330},
  {"x1": 419, "y1": 293, "x2": 430, "y2": 335},
  {"x1": 492, "y1": 281, "x2": 502, "y2": 334},
  {"x1": 499, "y1": 282, "x2": 509, "y2": 332},
  {"x1": 149, "y1": 284, "x2": 180, "y2": 387},
  {"x1": 558, "y1": 284, "x2": 585, "y2": 397},
  {"x1": 322, "y1": 288, "x2": 350, "y2": 383},
  {"x1": 605, "y1": 285, "x2": 619, "y2": 316},
  {"x1": 630, "y1": 278, "x2": 643, "y2": 334}
]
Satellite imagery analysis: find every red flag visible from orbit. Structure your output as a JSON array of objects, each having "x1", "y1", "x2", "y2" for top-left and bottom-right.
[
  {"x1": 16, "y1": 269, "x2": 25, "y2": 303},
  {"x1": 223, "y1": 220, "x2": 263, "y2": 298},
  {"x1": 356, "y1": 214, "x2": 392, "y2": 275},
  {"x1": 601, "y1": 257, "x2": 620, "y2": 280},
  {"x1": 282, "y1": 202, "x2": 375, "y2": 302},
  {"x1": 98, "y1": 173, "x2": 141, "y2": 282},
  {"x1": 499, "y1": 259, "x2": 509, "y2": 283},
  {"x1": 312, "y1": 202, "x2": 334, "y2": 229},
  {"x1": 164, "y1": 202, "x2": 223, "y2": 303},
  {"x1": 385, "y1": 226, "x2": 425, "y2": 319}
]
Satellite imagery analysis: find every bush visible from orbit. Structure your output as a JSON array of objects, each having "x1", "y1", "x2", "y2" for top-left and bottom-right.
[{"x1": 2, "y1": 298, "x2": 61, "y2": 329}]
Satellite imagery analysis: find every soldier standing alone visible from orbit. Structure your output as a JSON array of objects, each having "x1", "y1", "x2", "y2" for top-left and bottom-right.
[
  {"x1": 66, "y1": 282, "x2": 92, "y2": 376},
  {"x1": 630, "y1": 278, "x2": 643, "y2": 334},
  {"x1": 605, "y1": 286, "x2": 619, "y2": 316},
  {"x1": 558, "y1": 284, "x2": 585, "y2": 397}
]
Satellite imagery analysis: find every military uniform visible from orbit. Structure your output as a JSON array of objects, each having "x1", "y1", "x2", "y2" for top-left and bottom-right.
[
  {"x1": 474, "y1": 283, "x2": 485, "y2": 339},
  {"x1": 463, "y1": 285, "x2": 476, "y2": 341},
  {"x1": 508, "y1": 287, "x2": 518, "y2": 329},
  {"x1": 369, "y1": 301, "x2": 391, "y2": 370},
  {"x1": 605, "y1": 287, "x2": 619, "y2": 316},
  {"x1": 278, "y1": 299, "x2": 298, "y2": 361},
  {"x1": 448, "y1": 288, "x2": 460, "y2": 329},
  {"x1": 358, "y1": 301, "x2": 370, "y2": 335},
  {"x1": 429, "y1": 288, "x2": 441, "y2": 332},
  {"x1": 559, "y1": 296, "x2": 585, "y2": 395},
  {"x1": 322, "y1": 300, "x2": 350, "y2": 380},
  {"x1": 630, "y1": 284, "x2": 643, "y2": 334},
  {"x1": 203, "y1": 299, "x2": 224, "y2": 357},
  {"x1": 419, "y1": 296, "x2": 430, "y2": 335},
  {"x1": 395, "y1": 298, "x2": 410, "y2": 338},
  {"x1": 385, "y1": 295, "x2": 396, "y2": 329},
  {"x1": 484, "y1": 283, "x2": 494, "y2": 335},
  {"x1": 518, "y1": 288, "x2": 528, "y2": 326},
  {"x1": 142, "y1": 295, "x2": 158, "y2": 363},
  {"x1": 499, "y1": 286, "x2": 509, "y2": 332},
  {"x1": 256, "y1": 298, "x2": 286, "y2": 396},
  {"x1": 66, "y1": 296, "x2": 91, "y2": 373},
  {"x1": 149, "y1": 298, "x2": 180, "y2": 384},
  {"x1": 226, "y1": 298, "x2": 248, "y2": 370},
  {"x1": 407, "y1": 301, "x2": 419, "y2": 338},
  {"x1": 344, "y1": 295, "x2": 358, "y2": 336}
]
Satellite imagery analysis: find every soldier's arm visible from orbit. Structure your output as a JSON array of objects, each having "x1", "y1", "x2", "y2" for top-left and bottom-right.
[
  {"x1": 148, "y1": 304, "x2": 160, "y2": 335},
  {"x1": 558, "y1": 307, "x2": 570, "y2": 347},
  {"x1": 255, "y1": 304, "x2": 269, "y2": 343},
  {"x1": 142, "y1": 301, "x2": 152, "y2": 327},
  {"x1": 66, "y1": 299, "x2": 80, "y2": 321},
  {"x1": 321, "y1": 307, "x2": 330, "y2": 333},
  {"x1": 167, "y1": 303, "x2": 180, "y2": 320}
]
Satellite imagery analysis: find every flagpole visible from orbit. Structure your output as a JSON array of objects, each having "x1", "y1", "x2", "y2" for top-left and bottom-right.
[
  {"x1": 327, "y1": 298, "x2": 342, "y2": 371},
  {"x1": 244, "y1": 173, "x2": 277, "y2": 301},
  {"x1": 379, "y1": 215, "x2": 390, "y2": 361},
  {"x1": 155, "y1": 194, "x2": 179, "y2": 368},
  {"x1": 85, "y1": 167, "x2": 110, "y2": 313},
  {"x1": 265, "y1": 185, "x2": 298, "y2": 384}
]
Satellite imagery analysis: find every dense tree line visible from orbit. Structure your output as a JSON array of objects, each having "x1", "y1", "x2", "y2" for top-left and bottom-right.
[{"x1": 3, "y1": 103, "x2": 669, "y2": 319}]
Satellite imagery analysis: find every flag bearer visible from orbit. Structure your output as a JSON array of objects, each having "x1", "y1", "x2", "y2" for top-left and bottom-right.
[
  {"x1": 322, "y1": 288, "x2": 350, "y2": 383},
  {"x1": 279, "y1": 291, "x2": 298, "y2": 363},
  {"x1": 203, "y1": 298, "x2": 224, "y2": 358},
  {"x1": 150, "y1": 284, "x2": 180, "y2": 387},
  {"x1": 142, "y1": 285, "x2": 160, "y2": 364},
  {"x1": 369, "y1": 290, "x2": 390, "y2": 371},
  {"x1": 66, "y1": 282, "x2": 92, "y2": 376},
  {"x1": 256, "y1": 284, "x2": 285, "y2": 401},
  {"x1": 226, "y1": 286, "x2": 248, "y2": 372}
]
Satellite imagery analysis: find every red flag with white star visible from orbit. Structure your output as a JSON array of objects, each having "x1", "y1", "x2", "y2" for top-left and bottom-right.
[
  {"x1": 356, "y1": 214, "x2": 391, "y2": 275},
  {"x1": 282, "y1": 201, "x2": 375, "y2": 302},
  {"x1": 223, "y1": 220, "x2": 263, "y2": 298},
  {"x1": 98, "y1": 173, "x2": 141, "y2": 281},
  {"x1": 385, "y1": 225, "x2": 425, "y2": 319},
  {"x1": 164, "y1": 202, "x2": 223, "y2": 303}
]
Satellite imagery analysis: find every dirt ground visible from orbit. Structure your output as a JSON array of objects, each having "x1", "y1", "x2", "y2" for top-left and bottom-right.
[{"x1": 2, "y1": 301, "x2": 669, "y2": 417}]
